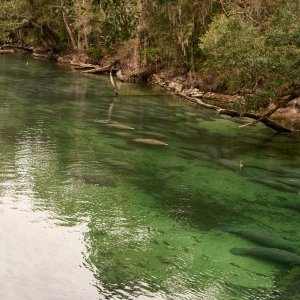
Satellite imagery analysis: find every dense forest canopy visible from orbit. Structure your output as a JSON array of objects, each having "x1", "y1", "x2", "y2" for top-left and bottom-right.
[{"x1": 0, "y1": 0, "x2": 300, "y2": 110}]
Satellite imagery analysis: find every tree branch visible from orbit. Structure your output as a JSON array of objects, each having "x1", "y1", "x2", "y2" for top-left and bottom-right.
[{"x1": 176, "y1": 93, "x2": 292, "y2": 133}]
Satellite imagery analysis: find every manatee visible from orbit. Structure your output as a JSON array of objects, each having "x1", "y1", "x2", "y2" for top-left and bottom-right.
[
  {"x1": 103, "y1": 159, "x2": 134, "y2": 171},
  {"x1": 179, "y1": 149, "x2": 211, "y2": 160},
  {"x1": 251, "y1": 178, "x2": 297, "y2": 193},
  {"x1": 251, "y1": 165, "x2": 300, "y2": 179},
  {"x1": 230, "y1": 247, "x2": 300, "y2": 266},
  {"x1": 216, "y1": 159, "x2": 243, "y2": 172},
  {"x1": 163, "y1": 165, "x2": 186, "y2": 172},
  {"x1": 169, "y1": 130, "x2": 194, "y2": 139},
  {"x1": 204, "y1": 147, "x2": 221, "y2": 159},
  {"x1": 275, "y1": 177, "x2": 300, "y2": 189},
  {"x1": 281, "y1": 202, "x2": 300, "y2": 212},
  {"x1": 69, "y1": 172, "x2": 116, "y2": 187},
  {"x1": 106, "y1": 123, "x2": 134, "y2": 130},
  {"x1": 111, "y1": 144, "x2": 136, "y2": 151},
  {"x1": 225, "y1": 228, "x2": 297, "y2": 253},
  {"x1": 132, "y1": 138, "x2": 168, "y2": 146}
]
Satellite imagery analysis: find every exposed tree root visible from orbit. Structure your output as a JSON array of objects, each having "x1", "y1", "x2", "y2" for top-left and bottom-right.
[
  {"x1": 0, "y1": 44, "x2": 33, "y2": 52},
  {"x1": 0, "y1": 49, "x2": 14, "y2": 54}
]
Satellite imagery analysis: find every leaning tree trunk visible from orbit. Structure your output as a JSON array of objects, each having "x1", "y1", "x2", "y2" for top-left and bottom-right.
[
  {"x1": 177, "y1": 93, "x2": 293, "y2": 133},
  {"x1": 61, "y1": 0, "x2": 77, "y2": 51}
]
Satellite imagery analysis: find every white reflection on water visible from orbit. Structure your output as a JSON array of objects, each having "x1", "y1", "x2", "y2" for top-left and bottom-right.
[{"x1": 0, "y1": 134, "x2": 99, "y2": 300}]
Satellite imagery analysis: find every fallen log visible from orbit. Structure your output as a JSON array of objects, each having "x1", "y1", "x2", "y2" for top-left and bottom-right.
[
  {"x1": 71, "y1": 62, "x2": 97, "y2": 70},
  {"x1": 217, "y1": 108, "x2": 292, "y2": 133},
  {"x1": 239, "y1": 104, "x2": 281, "y2": 128},
  {"x1": 176, "y1": 93, "x2": 292, "y2": 133},
  {"x1": 81, "y1": 63, "x2": 119, "y2": 74},
  {"x1": 0, "y1": 49, "x2": 14, "y2": 54}
]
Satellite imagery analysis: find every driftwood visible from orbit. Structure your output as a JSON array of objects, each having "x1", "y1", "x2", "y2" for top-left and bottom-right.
[
  {"x1": 81, "y1": 62, "x2": 119, "y2": 74},
  {"x1": 0, "y1": 49, "x2": 14, "y2": 54},
  {"x1": 71, "y1": 62, "x2": 96, "y2": 70},
  {"x1": 176, "y1": 93, "x2": 292, "y2": 133}
]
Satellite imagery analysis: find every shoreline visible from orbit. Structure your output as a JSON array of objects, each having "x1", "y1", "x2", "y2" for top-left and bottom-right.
[
  {"x1": 57, "y1": 52, "x2": 300, "y2": 132},
  {"x1": 2, "y1": 47, "x2": 299, "y2": 132}
]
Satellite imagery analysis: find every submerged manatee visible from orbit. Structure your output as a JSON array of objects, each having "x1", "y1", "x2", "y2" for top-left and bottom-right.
[
  {"x1": 106, "y1": 124, "x2": 135, "y2": 130},
  {"x1": 216, "y1": 159, "x2": 243, "y2": 172},
  {"x1": 225, "y1": 228, "x2": 297, "y2": 253},
  {"x1": 132, "y1": 139, "x2": 168, "y2": 146},
  {"x1": 103, "y1": 159, "x2": 134, "y2": 171},
  {"x1": 275, "y1": 177, "x2": 300, "y2": 189},
  {"x1": 204, "y1": 147, "x2": 221, "y2": 159},
  {"x1": 69, "y1": 172, "x2": 116, "y2": 187},
  {"x1": 179, "y1": 149, "x2": 211, "y2": 161},
  {"x1": 230, "y1": 247, "x2": 300, "y2": 266},
  {"x1": 251, "y1": 178, "x2": 297, "y2": 193},
  {"x1": 280, "y1": 202, "x2": 300, "y2": 212}
]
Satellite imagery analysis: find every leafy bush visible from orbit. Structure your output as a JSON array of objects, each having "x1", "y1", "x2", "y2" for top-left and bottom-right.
[{"x1": 199, "y1": 0, "x2": 300, "y2": 106}]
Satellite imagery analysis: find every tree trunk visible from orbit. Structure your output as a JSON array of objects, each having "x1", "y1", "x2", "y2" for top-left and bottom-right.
[{"x1": 61, "y1": 1, "x2": 77, "y2": 51}]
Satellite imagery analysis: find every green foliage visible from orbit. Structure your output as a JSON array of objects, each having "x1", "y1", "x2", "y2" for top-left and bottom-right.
[
  {"x1": 199, "y1": 0, "x2": 300, "y2": 102},
  {"x1": 96, "y1": 0, "x2": 139, "y2": 45},
  {"x1": 145, "y1": 45, "x2": 161, "y2": 64},
  {"x1": 139, "y1": 0, "x2": 218, "y2": 69},
  {"x1": 87, "y1": 47, "x2": 103, "y2": 61},
  {"x1": 0, "y1": 0, "x2": 22, "y2": 43},
  {"x1": 200, "y1": 15, "x2": 266, "y2": 89},
  {"x1": 1, "y1": 0, "x2": 299, "y2": 112}
]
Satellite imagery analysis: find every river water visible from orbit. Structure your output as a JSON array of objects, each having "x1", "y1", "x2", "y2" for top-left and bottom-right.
[{"x1": 0, "y1": 55, "x2": 299, "y2": 300}]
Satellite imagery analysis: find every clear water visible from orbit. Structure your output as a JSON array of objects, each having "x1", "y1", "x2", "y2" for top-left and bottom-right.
[{"x1": 0, "y1": 55, "x2": 300, "y2": 300}]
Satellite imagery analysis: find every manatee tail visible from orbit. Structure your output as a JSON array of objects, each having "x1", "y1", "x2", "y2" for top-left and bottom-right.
[{"x1": 230, "y1": 248, "x2": 249, "y2": 256}]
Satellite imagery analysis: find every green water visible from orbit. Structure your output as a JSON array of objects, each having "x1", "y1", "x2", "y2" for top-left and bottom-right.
[{"x1": 0, "y1": 55, "x2": 300, "y2": 300}]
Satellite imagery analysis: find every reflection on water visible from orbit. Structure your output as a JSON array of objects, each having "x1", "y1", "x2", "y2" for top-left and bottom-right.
[{"x1": 0, "y1": 55, "x2": 300, "y2": 299}]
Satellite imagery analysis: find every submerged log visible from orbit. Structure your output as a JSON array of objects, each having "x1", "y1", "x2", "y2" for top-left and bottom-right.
[
  {"x1": 176, "y1": 93, "x2": 292, "y2": 133},
  {"x1": 71, "y1": 62, "x2": 97, "y2": 70},
  {"x1": 217, "y1": 108, "x2": 292, "y2": 133}
]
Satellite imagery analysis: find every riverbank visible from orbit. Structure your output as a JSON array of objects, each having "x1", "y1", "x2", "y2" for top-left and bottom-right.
[
  {"x1": 2, "y1": 46, "x2": 299, "y2": 131},
  {"x1": 56, "y1": 50, "x2": 300, "y2": 132}
]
